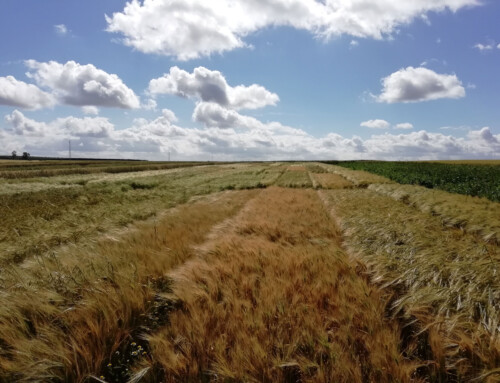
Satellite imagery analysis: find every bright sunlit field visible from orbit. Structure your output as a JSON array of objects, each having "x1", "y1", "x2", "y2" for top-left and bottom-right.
[{"x1": 1, "y1": 160, "x2": 499, "y2": 383}]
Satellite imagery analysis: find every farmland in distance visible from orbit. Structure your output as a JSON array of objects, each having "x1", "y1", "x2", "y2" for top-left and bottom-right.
[
  {"x1": 0, "y1": 160, "x2": 499, "y2": 383},
  {"x1": 325, "y1": 160, "x2": 500, "y2": 202}
]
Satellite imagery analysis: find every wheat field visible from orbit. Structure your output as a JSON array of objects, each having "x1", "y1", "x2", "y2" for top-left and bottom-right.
[{"x1": 0, "y1": 160, "x2": 499, "y2": 382}]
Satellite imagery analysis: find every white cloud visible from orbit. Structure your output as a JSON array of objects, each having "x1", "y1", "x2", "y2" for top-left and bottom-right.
[
  {"x1": 159, "y1": 108, "x2": 178, "y2": 123},
  {"x1": 25, "y1": 60, "x2": 140, "y2": 109},
  {"x1": 58, "y1": 116, "x2": 114, "y2": 138},
  {"x1": 106, "y1": 0, "x2": 478, "y2": 60},
  {"x1": 497, "y1": 43, "x2": 500, "y2": 49},
  {"x1": 4, "y1": 109, "x2": 498, "y2": 161},
  {"x1": 5, "y1": 110, "x2": 48, "y2": 137},
  {"x1": 361, "y1": 119, "x2": 390, "y2": 129},
  {"x1": 0, "y1": 76, "x2": 56, "y2": 110},
  {"x1": 350, "y1": 40, "x2": 359, "y2": 47},
  {"x1": 5, "y1": 110, "x2": 113, "y2": 138},
  {"x1": 467, "y1": 126, "x2": 499, "y2": 144},
  {"x1": 149, "y1": 66, "x2": 279, "y2": 110},
  {"x1": 82, "y1": 106, "x2": 99, "y2": 115},
  {"x1": 54, "y1": 24, "x2": 69, "y2": 36},
  {"x1": 395, "y1": 122, "x2": 414, "y2": 130},
  {"x1": 474, "y1": 43, "x2": 494, "y2": 51},
  {"x1": 375, "y1": 66, "x2": 465, "y2": 103},
  {"x1": 141, "y1": 98, "x2": 157, "y2": 111},
  {"x1": 193, "y1": 101, "x2": 274, "y2": 130}
]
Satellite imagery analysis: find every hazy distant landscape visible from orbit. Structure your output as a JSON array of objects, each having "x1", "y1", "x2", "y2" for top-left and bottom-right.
[{"x1": 1, "y1": 160, "x2": 499, "y2": 382}]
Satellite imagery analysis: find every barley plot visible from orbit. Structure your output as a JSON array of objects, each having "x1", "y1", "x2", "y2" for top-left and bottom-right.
[{"x1": 0, "y1": 160, "x2": 499, "y2": 382}]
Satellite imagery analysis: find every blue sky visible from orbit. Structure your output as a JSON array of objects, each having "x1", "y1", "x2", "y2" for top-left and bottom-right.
[{"x1": 0, "y1": 0, "x2": 499, "y2": 160}]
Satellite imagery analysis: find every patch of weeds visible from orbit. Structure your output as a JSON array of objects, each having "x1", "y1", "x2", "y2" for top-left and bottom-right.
[
  {"x1": 220, "y1": 184, "x2": 236, "y2": 191},
  {"x1": 130, "y1": 182, "x2": 157, "y2": 190},
  {"x1": 247, "y1": 182, "x2": 267, "y2": 189},
  {"x1": 131, "y1": 211, "x2": 156, "y2": 221},
  {"x1": 99, "y1": 277, "x2": 182, "y2": 383}
]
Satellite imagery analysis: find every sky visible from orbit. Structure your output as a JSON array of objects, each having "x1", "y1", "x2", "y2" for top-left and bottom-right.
[{"x1": 0, "y1": 0, "x2": 499, "y2": 161}]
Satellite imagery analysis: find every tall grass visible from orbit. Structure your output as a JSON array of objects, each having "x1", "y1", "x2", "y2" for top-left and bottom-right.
[
  {"x1": 0, "y1": 164, "x2": 282, "y2": 265},
  {"x1": 0, "y1": 190, "x2": 257, "y2": 382},
  {"x1": 138, "y1": 187, "x2": 419, "y2": 382},
  {"x1": 369, "y1": 183, "x2": 500, "y2": 244},
  {"x1": 321, "y1": 188, "x2": 500, "y2": 381},
  {"x1": 3, "y1": 161, "x2": 498, "y2": 382},
  {"x1": 0, "y1": 161, "x2": 210, "y2": 179},
  {"x1": 320, "y1": 163, "x2": 394, "y2": 187},
  {"x1": 310, "y1": 173, "x2": 354, "y2": 189},
  {"x1": 275, "y1": 166, "x2": 313, "y2": 188}
]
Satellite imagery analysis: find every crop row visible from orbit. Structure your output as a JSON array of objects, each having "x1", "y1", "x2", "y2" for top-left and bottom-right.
[{"x1": 324, "y1": 161, "x2": 500, "y2": 202}]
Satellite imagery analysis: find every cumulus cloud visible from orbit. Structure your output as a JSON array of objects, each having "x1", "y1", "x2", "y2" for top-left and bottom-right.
[
  {"x1": 0, "y1": 76, "x2": 56, "y2": 110},
  {"x1": 25, "y1": 60, "x2": 140, "y2": 109},
  {"x1": 82, "y1": 106, "x2": 99, "y2": 115},
  {"x1": 106, "y1": 0, "x2": 478, "y2": 60},
  {"x1": 395, "y1": 122, "x2": 414, "y2": 130},
  {"x1": 141, "y1": 98, "x2": 157, "y2": 111},
  {"x1": 192, "y1": 102, "x2": 264, "y2": 129},
  {"x1": 5, "y1": 110, "x2": 48, "y2": 136},
  {"x1": 468, "y1": 127, "x2": 499, "y2": 145},
  {"x1": 58, "y1": 116, "x2": 114, "y2": 137},
  {"x1": 159, "y1": 108, "x2": 178, "y2": 123},
  {"x1": 375, "y1": 66, "x2": 465, "y2": 103},
  {"x1": 4, "y1": 109, "x2": 499, "y2": 161},
  {"x1": 360, "y1": 119, "x2": 390, "y2": 129},
  {"x1": 149, "y1": 66, "x2": 279, "y2": 110},
  {"x1": 474, "y1": 43, "x2": 495, "y2": 51},
  {"x1": 5, "y1": 110, "x2": 113, "y2": 138},
  {"x1": 54, "y1": 24, "x2": 69, "y2": 36}
]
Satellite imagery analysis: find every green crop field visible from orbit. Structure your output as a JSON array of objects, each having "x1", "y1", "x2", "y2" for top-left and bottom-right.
[
  {"x1": 325, "y1": 160, "x2": 500, "y2": 202},
  {"x1": 0, "y1": 160, "x2": 499, "y2": 383}
]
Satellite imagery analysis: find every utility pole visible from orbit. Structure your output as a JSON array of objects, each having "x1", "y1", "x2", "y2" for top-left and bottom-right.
[{"x1": 69, "y1": 140, "x2": 71, "y2": 159}]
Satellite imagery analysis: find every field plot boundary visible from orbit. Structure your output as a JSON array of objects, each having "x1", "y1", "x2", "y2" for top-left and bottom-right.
[
  {"x1": 0, "y1": 190, "x2": 260, "y2": 382},
  {"x1": 134, "y1": 187, "x2": 419, "y2": 382},
  {"x1": 321, "y1": 188, "x2": 500, "y2": 382}
]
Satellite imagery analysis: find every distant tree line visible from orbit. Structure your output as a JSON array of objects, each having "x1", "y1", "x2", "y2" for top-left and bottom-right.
[{"x1": 11, "y1": 151, "x2": 30, "y2": 160}]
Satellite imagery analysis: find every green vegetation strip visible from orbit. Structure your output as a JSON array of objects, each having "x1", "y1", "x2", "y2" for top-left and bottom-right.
[
  {"x1": 325, "y1": 161, "x2": 500, "y2": 202},
  {"x1": 0, "y1": 164, "x2": 284, "y2": 265}
]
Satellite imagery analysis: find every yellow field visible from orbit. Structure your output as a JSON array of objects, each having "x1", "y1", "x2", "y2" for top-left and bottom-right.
[{"x1": 1, "y1": 161, "x2": 499, "y2": 382}]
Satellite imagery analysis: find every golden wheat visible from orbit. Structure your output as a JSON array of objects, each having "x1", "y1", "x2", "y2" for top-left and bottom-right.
[
  {"x1": 321, "y1": 188, "x2": 500, "y2": 381},
  {"x1": 140, "y1": 187, "x2": 418, "y2": 382}
]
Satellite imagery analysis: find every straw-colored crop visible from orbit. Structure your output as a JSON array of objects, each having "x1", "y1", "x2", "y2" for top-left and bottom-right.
[
  {"x1": 0, "y1": 190, "x2": 257, "y2": 382},
  {"x1": 310, "y1": 172, "x2": 354, "y2": 189},
  {"x1": 369, "y1": 183, "x2": 500, "y2": 244},
  {"x1": 321, "y1": 188, "x2": 500, "y2": 381},
  {"x1": 320, "y1": 164, "x2": 394, "y2": 186},
  {"x1": 275, "y1": 167, "x2": 312, "y2": 188},
  {"x1": 141, "y1": 187, "x2": 418, "y2": 382}
]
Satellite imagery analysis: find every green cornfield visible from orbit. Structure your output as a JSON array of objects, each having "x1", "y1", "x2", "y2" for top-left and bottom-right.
[{"x1": 324, "y1": 161, "x2": 500, "y2": 202}]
